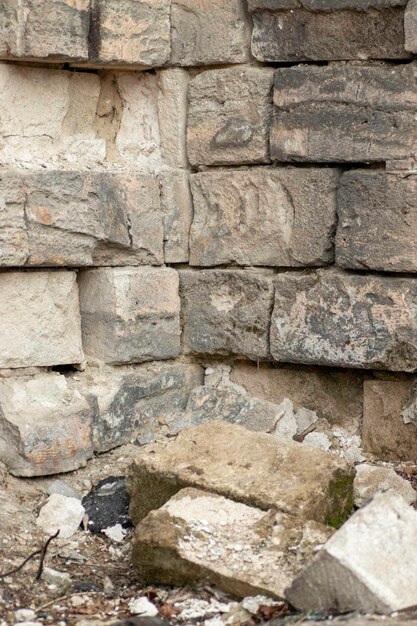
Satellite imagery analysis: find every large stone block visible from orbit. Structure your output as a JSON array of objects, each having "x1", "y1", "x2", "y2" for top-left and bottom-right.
[
  {"x1": 170, "y1": 0, "x2": 251, "y2": 66},
  {"x1": 271, "y1": 268, "x2": 417, "y2": 371},
  {"x1": 78, "y1": 267, "x2": 181, "y2": 365},
  {"x1": 158, "y1": 169, "x2": 192, "y2": 264},
  {"x1": 0, "y1": 64, "x2": 104, "y2": 168},
  {"x1": 187, "y1": 67, "x2": 274, "y2": 167},
  {"x1": 287, "y1": 492, "x2": 417, "y2": 614},
  {"x1": 230, "y1": 363, "x2": 363, "y2": 435},
  {"x1": 405, "y1": 0, "x2": 417, "y2": 52},
  {"x1": 180, "y1": 270, "x2": 274, "y2": 360},
  {"x1": 189, "y1": 168, "x2": 338, "y2": 267},
  {"x1": 89, "y1": 0, "x2": 170, "y2": 67},
  {"x1": 127, "y1": 421, "x2": 354, "y2": 527},
  {"x1": 77, "y1": 362, "x2": 203, "y2": 451},
  {"x1": 271, "y1": 64, "x2": 417, "y2": 162},
  {"x1": 0, "y1": 169, "x2": 163, "y2": 267},
  {"x1": 0, "y1": 373, "x2": 93, "y2": 477},
  {"x1": 0, "y1": 0, "x2": 90, "y2": 62},
  {"x1": 362, "y1": 379, "x2": 417, "y2": 461},
  {"x1": 0, "y1": 271, "x2": 84, "y2": 369},
  {"x1": 132, "y1": 488, "x2": 333, "y2": 599},
  {"x1": 336, "y1": 169, "x2": 417, "y2": 272},
  {"x1": 248, "y1": 0, "x2": 409, "y2": 62}
]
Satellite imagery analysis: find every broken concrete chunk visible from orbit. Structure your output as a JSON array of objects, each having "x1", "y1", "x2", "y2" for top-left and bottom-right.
[
  {"x1": 405, "y1": 0, "x2": 417, "y2": 52},
  {"x1": 271, "y1": 268, "x2": 417, "y2": 371},
  {"x1": 0, "y1": 271, "x2": 84, "y2": 369},
  {"x1": 78, "y1": 267, "x2": 181, "y2": 365},
  {"x1": 180, "y1": 270, "x2": 274, "y2": 361},
  {"x1": 362, "y1": 379, "x2": 417, "y2": 461},
  {"x1": 36, "y1": 494, "x2": 85, "y2": 539},
  {"x1": 187, "y1": 67, "x2": 274, "y2": 166},
  {"x1": 272, "y1": 64, "x2": 417, "y2": 162},
  {"x1": 132, "y1": 488, "x2": 333, "y2": 599},
  {"x1": 170, "y1": 0, "x2": 251, "y2": 66},
  {"x1": 336, "y1": 170, "x2": 417, "y2": 273},
  {"x1": 127, "y1": 421, "x2": 354, "y2": 527},
  {"x1": 189, "y1": 168, "x2": 338, "y2": 267},
  {"x1": 354, "y1": 464, "x2": 417, "y2": 507},
  {"x1": 0, "y1": 0, "x2": 90, "y2": 62},
  {"x1": 249, "y1": 1, "x2": 409, "y2": 62},
  {"x1": 0, "y1": 169, "x2": 163, "y2": 267},
  {"x1": 286, "y1": 492, "x2": 417, "y2": 614}
]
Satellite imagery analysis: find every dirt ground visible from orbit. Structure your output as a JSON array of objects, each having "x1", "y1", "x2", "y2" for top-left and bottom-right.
[{"x1": 1, "y1": 447, "x2": 417, "y2": 626}]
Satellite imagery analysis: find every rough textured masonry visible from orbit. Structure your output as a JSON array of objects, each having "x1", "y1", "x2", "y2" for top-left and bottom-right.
[{"x1": 1, "y1": 0, "x2": 417, "y2": 482}]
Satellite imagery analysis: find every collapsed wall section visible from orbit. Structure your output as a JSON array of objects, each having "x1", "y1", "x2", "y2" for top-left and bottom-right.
[{"x1": 1, "y1": 0, "x2": 417, "y2": 477}]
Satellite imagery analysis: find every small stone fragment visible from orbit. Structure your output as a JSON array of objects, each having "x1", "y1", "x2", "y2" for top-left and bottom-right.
[
  {"x1": 47, "y1": 480, "x2": 82, "y2": 501},
  {"x1": 82, "y1": 476, "x2": 131, "y2": 534},
  {"x1": 127, "y1": 421, "x2": 354, "y2": 527},
  {"x1": 132, "y1": 488, "x2": 333, "y2": 598},
  {"x1": 14, "y1": 610, "x2": 36, "y2": 623},
  {"x1": 286, "y1": 492, "x2": 417, "y2": 614},
  {"x1": 103, "y1": 524, "x2": 126, "y2": 543},
  {"x1": 129, "y1": 598, "x2": 159, "y2": 617},
  {"x1": 42, "y1": 567, "x2": 71, "y2": 592},
  {"x1": 354, "y1": 464, "x2": 417, "y2": 507},
  {"x1": 36, "y1": 494, "x2": 85, "y2": 539},
  {"x1": 303, "y1": 432, "x2": 332, "y2": 452}
]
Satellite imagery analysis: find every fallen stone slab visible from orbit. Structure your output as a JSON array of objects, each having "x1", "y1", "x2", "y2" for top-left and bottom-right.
[
  {"x1": 354, "y1": 464, "x2": 417, "y2": 507},
  {"x1": 286, "y1": 492, "x2": 417, "y2": 614},
  {"x1": 36, "y1": 494, "x2": 85, "y2": 539},
  {"x1": 127, "y1": 421, "x2": 354, "y2": 527},
  {"x1": 132, "y1": 488, "x2": 333, "y2": 599}
]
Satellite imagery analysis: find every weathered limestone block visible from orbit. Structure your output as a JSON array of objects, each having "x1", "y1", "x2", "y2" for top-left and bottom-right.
[
  {"x1": 362, "y1": 379, "x2": 417, "y2": 461},
  {"x1": 354, "y1": 464, "x2": 417, "y2": 507},
  {"x1": 157, "y1": 69, "x2": 189, "y2": 169},
  {"x1": 287, "y1": 492, "x2": 417, "y2": 614},
  {"x1": 77, "y1": 362, "x2": 203, "y2": 451},
  {"x1": 0, "y1": 169, "x2": 163, "y2": 267},
  {"x1": 170, "y1": 0, "x2": 251, "y2": 66},
  {"x1": 170, "y1": 385, "x2": 288, "y2": 435},
  {"x1": 132, "y1": 488, "x2": 333, "y2": 598},
  {"x1": 180, "y1": 270, "x2": 274, "y2": 360},
  {"x1": 187, "y1": 67, "x2": 274, "y2": 166},
  {"x1": 0, "y1": 64, "x2": 104, "y2": 167},
  {"x1": 189, "y1": 168, "x2": 338, "y2": 267},
  {"x1": 0, "y1": 373, "x2": 93, "y2": 477},
  {"x1": 86, "y1": 0, "x2": 171, "y2": 67},
  {"x1": 127, "y1": 421, "x2": 354, "y2": 527},
  {"x1": 248, "y1": 0, "x2": 409, "y2": 62},
  {"x1": 230, "y1": 363, "x2": 363, "y2": 435},
  {"x1": 336, "y1": 169, "x2": 417, "y2": 272},
  {"x1": 158, "y1": 169, "x2": 192, "y2": 264},
  {"x1": 0, "y1": 271, "x2": 84, "y2": 369},
  {"x1": 272, "y1": 64, "x2": 417, "y2": 162},
  {"x1": 405, "y1": 0, "x2": 417, "y2": 52},
  {"x1": 271, "y1": 268, "x2": 417, "y2": 371},
  {"x1": 0, "y1": 0, "x2": 90, "y2": 61},
  {"x1": 78, "y1": 267, "x2": 181, "y2": 365}
]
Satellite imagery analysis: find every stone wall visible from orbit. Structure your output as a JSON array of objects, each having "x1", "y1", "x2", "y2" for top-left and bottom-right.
[{"x1": 1, "y1": 0, "x2": 417, "y2": 476}]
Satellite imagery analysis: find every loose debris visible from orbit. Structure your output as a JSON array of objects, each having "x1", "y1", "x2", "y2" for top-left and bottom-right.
[{"x1": 82, "y1": 476, "x2": 131, "y2": 535}]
